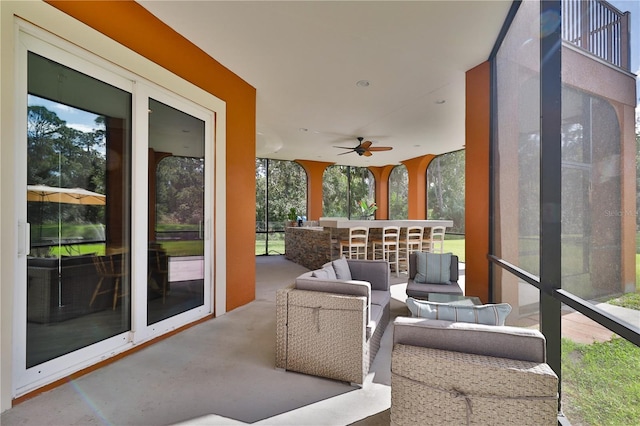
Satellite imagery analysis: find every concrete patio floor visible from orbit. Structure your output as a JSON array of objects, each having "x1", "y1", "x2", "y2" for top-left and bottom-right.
[{"x1": 1, "y1": 255, "x2": 637, "y2": 425}]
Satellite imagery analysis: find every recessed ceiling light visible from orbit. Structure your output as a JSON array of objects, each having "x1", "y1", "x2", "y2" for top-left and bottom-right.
[
  {"x1": 435, "y1": 99, "x2": 446, "y2": 104},
  {"x1": 299, "y1": 128, "x2": 308, "y2": 132},
  {"x1": 356, "y1": 80, "x2": 370, "y2": 88}
]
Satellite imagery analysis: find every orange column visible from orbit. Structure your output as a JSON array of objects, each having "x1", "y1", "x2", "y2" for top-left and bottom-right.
[
  {"x1": 402, "y1": 155, "x2": 435, "y2": 219},
  {"x1": 296, "y1": 160, "x2": 334, "y2": 221},
  {"x1": 465, "y1": 61, "x2": 491, "y2": 303},
  {"x1": 368, "y1": 166, "x2": 395, "y2": 219}
]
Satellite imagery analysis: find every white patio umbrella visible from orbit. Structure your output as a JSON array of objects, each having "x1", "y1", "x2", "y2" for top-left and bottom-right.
[
  {"x1": 27, "y1": 184, "x2": 106, "y2": 205},
  {"x1": 27, "y1": 185, "x2": 106, "y2": 309}
]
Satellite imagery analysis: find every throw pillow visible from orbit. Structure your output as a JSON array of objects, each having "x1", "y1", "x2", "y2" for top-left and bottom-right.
[
  {"x1": 406, "y1": 297, "x2": 512, "y2": 326},
  {"x1": 415, "y1": 252, "x2": 451, "y2": 284},
  {"x1": 311, "y1": 265, "x2": 337, "y2": 280},
  {"x1": 332, "y1": 256, "x2": 352, "y2": 280}
]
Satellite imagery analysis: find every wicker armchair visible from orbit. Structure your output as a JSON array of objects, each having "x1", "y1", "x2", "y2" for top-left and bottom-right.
[
  {"x1": 391, "y1": 317, "x2": 559, "y2": 425},
  {"x1": 276, "y1": 258, "x2": 390, "y2": 386}
]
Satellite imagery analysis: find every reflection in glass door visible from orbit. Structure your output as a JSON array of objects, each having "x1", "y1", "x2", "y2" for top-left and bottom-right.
[
  {"x1": 26, "y1": 52, "x2": 132, "y2": 367},
  {"x1": 147, "y1": 99, "x2": 205, "y2": 325}
]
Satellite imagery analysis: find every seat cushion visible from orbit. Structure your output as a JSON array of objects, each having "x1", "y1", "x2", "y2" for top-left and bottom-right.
[
  {"x1": 371, "y1": 289, "x2": 391, "y2": 308},
  {"x1": 367, "y1": 303, "x2": 384, "y2": 340},
  {"x1": 393, "y1": 317, "x2": 548, "y2": 363},
  {"x1": 406, "y1": 279, "x2": 463, "y2": 298}
]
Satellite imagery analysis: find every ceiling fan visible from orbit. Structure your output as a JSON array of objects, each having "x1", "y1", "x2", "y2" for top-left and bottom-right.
[{"x1": 334, "y1": 137, "x2": 393, "y2": 157}]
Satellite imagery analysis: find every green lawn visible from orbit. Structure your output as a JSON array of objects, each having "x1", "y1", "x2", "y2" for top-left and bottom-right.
[
  {"x1": 443, "y1": 236, "x2": 465, "y2": 262},
  {"x1": 49, "y1": 240, "x2": 204, "y2": 257},
  {"x1": 158, "y1": 240, "x2": 203, "y2": 256},
  {"x1": 256, "y1": 239, "x2": 285, "y2": 255},
  {"x1": 562, "y1": 337, "x2": 640, "y2": 425}
]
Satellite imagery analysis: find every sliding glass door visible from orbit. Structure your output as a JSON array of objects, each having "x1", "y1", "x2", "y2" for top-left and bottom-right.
[
  {"x1": 15, "y1": 27, "x2": 214, "y2": 395},
  {"x1": 26, "y1": 52, "x2": 132, "y2": 368},
  {"x1": 147, "y1": 98, "x2": 206, "y2": 325}
]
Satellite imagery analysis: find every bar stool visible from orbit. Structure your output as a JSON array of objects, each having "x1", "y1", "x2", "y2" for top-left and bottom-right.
[
  {"x1": 371, "y1": 226, "x2": 400, "y2": 277},
  {"x1": 340, "y1": 226, "x2": 369, "y2": 259},
  {"x1": 398, "y1": 226, "x2": 423, "y2": 273},
  {"x1": 423, "y1": 225, "x2": 446, "y2": 253}
]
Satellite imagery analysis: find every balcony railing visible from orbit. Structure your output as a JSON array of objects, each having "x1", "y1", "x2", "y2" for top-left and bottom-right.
[{"x1": 562, "y1": 0, "x2": 631, "y2": 70}]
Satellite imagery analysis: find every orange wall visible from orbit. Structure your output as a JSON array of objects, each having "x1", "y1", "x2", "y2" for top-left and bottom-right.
[
  {"x1": 48, "y1": 0, "x2": 257, "y2": 311},
  {"x1": 465, "y1": 61, "x2": 491, "y2": 303}
]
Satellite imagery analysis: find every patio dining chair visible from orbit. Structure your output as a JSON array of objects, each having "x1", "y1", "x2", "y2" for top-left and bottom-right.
[{"x1": 91, "y1": 253, "x2": 128, "y2": 310}]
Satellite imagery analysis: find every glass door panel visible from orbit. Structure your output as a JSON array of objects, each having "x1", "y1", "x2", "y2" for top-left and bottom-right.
[
  {"x1": 26, "y1": 52, "x2": 132, "y2": 367},
  {"x1": 147, "y1": 98, "x2": 205, "y2": 325}
]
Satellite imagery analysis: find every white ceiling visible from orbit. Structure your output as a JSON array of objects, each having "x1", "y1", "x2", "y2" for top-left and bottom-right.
[{"x1": 139, "y1": 1, "x2": 512, "y2": 167}]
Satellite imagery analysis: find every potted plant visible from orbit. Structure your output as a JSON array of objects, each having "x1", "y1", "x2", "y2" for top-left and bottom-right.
[
  {"x1": 286, "y1": 207, "x2": 298, "y2": 227},
  {"x1": 357, "y1": 199, "x2": 378, "y2": 219}
]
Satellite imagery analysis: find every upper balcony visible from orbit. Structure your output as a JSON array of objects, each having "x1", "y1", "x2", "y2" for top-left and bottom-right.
[{"x1": 562, "y1": 0, "x2": 631, "y2": 71}]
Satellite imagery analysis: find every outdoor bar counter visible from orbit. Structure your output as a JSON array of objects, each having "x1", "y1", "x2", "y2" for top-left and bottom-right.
[{"x1": 284, "y1": 219, "x2": 453, "y2": 270}]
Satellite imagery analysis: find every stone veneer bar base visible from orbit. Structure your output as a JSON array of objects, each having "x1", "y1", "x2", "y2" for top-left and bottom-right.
[{"x1": 284, "y1": 226, "x2": 346, "y2": 270}]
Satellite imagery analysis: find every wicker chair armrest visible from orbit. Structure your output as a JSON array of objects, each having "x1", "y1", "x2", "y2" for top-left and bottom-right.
[
  {"x1": 277, "y1": 288, "x2": 369, "y2": 384},
  {"x1": 276, "y1": 284, "x2": 296, "y2": 369},
  {"x1": 391, "y1": 344, "x2": 558, "y2": 425}
]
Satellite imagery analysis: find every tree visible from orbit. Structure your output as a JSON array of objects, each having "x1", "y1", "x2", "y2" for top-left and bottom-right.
[
  {"x1": 389, "y1": 165, "x2": 408, "y2": 219},
  {"x1": 322, "y1": 165, "x2": 374, "y2": 218},
  {"x1": 427, "y1": 150, "x2": 465, "y2": 233},
  {"x1": 27, "y1": 103, "x2": 107, "y2": 228},
  {"x1": 156, "y1": 156, "x2": 205, "y2": 226},
  {"x1": 255, "y1": 159, "x2": 307, "y2": 231}
]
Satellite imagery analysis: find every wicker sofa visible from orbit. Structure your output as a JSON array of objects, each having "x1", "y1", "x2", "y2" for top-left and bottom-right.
[
  {"x1": 276, "y1": 258, "x2": 390, "y2": 386},
  {"x1": 390, "y1": 316, "x2": 559, "y2": 425}
]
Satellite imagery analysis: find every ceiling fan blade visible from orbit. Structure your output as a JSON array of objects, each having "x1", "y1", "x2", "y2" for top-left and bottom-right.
[
  {"x1": 360, "y1": 140, "x2": 373, "y2": 149},
  {"x1": 333, "y1": 146, "x2": 357, "y2": 150},
  {"x1": 363, "y1": 150, "x2": 373, "y2": 157},
  {"x1": 368, "y1": 146, "x2": 393, "y2": 152},
  {"x1": 337, "y1": 151, "x2": 354, "y2": 155}
]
